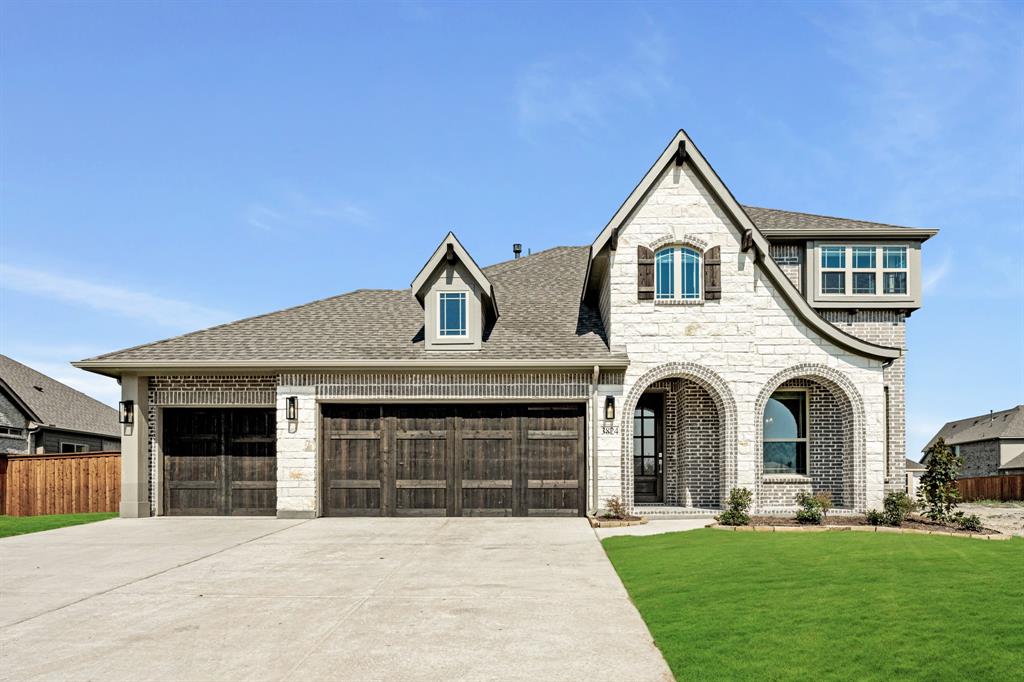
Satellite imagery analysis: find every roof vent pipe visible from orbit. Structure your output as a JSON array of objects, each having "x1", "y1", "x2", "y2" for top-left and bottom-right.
[{"x1": 513, "y1": 243, "x2": 522, "y2": 259}]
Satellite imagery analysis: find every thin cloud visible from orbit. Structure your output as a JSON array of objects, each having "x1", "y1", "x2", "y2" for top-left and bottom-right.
[
  {"x1": 922, "y1": 250, "x2": 952, "y2": 294},
  {"x1": 0, "y1": 264, "x2": 232, "y2": 329},
  {"x1": 515, "y1": 27, "x2": 672, "y2": 136},
  {"x1": 245, "y1": 191, "x2": 372, "y2": 233}
]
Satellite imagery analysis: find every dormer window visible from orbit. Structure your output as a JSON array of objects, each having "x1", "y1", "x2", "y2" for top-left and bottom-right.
[
  {"x1": 438, "y1": 292, "x2": 467, "y2": 337},
  {"x1": 654, "y1": 247, "x2": 701, "y2": 301}
]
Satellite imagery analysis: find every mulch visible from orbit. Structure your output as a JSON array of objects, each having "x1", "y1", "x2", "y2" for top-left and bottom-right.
[{"x1": 746, "y1": 514, "x2": 998, "y2": 535}]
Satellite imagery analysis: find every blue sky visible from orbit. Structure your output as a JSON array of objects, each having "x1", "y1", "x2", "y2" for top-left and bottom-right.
[{"x1": 1, "y1": 1, "x2": 1021, "y2": 457}]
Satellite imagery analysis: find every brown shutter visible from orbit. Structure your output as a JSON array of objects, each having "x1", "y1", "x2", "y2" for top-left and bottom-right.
[
  {"x1": 704, "y1": 246, "x2": 721, "y2": 300},
  {"x1": 637, "y1": 246, "x2": 655, "y2": 300}
]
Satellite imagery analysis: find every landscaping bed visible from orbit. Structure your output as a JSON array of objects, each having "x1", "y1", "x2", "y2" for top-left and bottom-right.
[
  {"x1": 740, "y1": 514, "x2": 1001, "y2": 536},
  {"x1": 588, "y1": 514, "x2": 647, "y2": 528}
]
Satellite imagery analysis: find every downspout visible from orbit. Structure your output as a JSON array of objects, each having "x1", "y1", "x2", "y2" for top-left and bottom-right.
[{"x1": 591, "y1": 364, "x2": 600, "y2": 514}]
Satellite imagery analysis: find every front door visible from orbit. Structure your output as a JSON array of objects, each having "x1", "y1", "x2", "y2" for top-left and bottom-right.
[{"x1": 633, "y1": 394, "x2": 663, "y2": 503}]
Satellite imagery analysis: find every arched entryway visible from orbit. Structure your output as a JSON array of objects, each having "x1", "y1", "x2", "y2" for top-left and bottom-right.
[
  {"x1": 620, "y1": 363, "x2": 737, "y2": 512},
  {"x1": 754, "y1": 364, "x2": 867, "y2": 512}
]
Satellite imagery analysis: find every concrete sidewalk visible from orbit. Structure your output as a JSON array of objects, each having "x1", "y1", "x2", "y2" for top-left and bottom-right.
[{"x1": 0, "y1": 517, "x2": 672, "y2": 681}]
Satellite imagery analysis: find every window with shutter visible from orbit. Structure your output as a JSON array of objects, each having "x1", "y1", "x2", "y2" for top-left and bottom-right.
[
  {"x1": 704, "y1": 246, "x2": 721, "y2": 300},
  {"x1": 637, "y1": 245, "x2": 655, "y2": 300}
]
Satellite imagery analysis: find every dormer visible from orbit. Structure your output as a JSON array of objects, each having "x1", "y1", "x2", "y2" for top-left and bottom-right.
[{"x1": 411, "y1": 232, "x2": 498, "y2": 351}]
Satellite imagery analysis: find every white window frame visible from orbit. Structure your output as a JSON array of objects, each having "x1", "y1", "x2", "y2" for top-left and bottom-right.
[
  {"x1": 437, "y1": 291, "x2": 468, "y2": 337},
  {"x1": 813, "y1": 243, "x2": 915, "y2": 302},
  {"x1": 0, "y1": 425, "x2": 25, "y2": 437},
  {"x1": 654, "y1": 246, "x2": 703, "y2": 304},
  {"x1": 882, "y1": 246, "x2": 908, "y2": 295}
]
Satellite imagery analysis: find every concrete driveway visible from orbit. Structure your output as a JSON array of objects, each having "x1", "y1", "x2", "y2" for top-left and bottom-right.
[{"x1": 0, "y1": 517, "x2": 672, "y2": 681}]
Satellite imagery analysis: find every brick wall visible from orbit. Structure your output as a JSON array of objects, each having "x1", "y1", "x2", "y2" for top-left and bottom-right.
[
  {"x1": 957, "y1": 440, "x2": 1001, "y2": 478},
  {"x1": 769, "y1": 244, "x2": 803, "y2": 293}
]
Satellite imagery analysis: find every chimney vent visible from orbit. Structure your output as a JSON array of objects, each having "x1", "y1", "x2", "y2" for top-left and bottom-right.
[{"x1": 513, "y1": 243, "x2": 522, "y2": 259}]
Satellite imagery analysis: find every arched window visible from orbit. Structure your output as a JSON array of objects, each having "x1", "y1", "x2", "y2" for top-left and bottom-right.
[{"x1": 654, "y1": 246, "x2": 702, "y2": 301}]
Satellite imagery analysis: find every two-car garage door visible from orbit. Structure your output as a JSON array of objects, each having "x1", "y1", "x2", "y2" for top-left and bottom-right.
[{"x1": 321, "y1": 403, "x2": 586, "y2": 517}]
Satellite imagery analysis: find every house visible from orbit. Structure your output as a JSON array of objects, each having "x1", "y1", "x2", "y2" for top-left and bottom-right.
[
  {"x1": 922, "y1": 405, "x2": 1024, "y2": 477},
  {"x1": 0, "y1": 355, "x2": 120, "y2": 454},
  {"x1": 74, "y1": 130, "x2": 937, "y2": 519},
  {"x1": 905, "y1": 457, "x2": 926, "y2": 497}
]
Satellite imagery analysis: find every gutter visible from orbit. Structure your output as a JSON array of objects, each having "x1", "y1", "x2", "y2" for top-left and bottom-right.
[{"x1": 72, "y1": 357, "x2": 631, "y2": 379}]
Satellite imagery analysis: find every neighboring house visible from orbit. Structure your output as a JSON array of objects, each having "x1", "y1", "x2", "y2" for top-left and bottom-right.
[
  {"x1": 922, "y1": 405, "x2": 1024, "y2": 478},
  {"x1": 75, "y1": 130, "x2": 936, "y2": 519},
  {"x1": 905, "y1": 457, "x2": 926, "y2": 497},
  {"x1": 0, "y1": 355, "x2": 120, "y2": 454}
]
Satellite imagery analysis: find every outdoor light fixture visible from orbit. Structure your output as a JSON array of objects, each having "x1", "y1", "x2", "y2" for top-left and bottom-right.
[
  {"x1": 118, "y1": 400, "x2": 135, "y2": 425},
  {"x1": 604, "y1": 396, "x2": 615, "y2": 421},
  {"x1": 286, "y1": 396, "x2": 298, "y2": 421}
]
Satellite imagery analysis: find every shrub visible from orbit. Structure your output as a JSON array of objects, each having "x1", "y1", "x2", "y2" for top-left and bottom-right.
[
  {"x1": 866, "y1": 509, "x2": 885, "y2": 526},
  {"x1": 882, "y1": 491, "x2": 915, "y2": 527},
  {"x1": 603, "y1": 496, "x2": 628, "y2": 519},
  {"x1": 795, "y1": 492, "x2": 826, "y2": 524},
  {"x1": 718, "y1": 487, "x2": 752, "y2": 526},
  {"x1": 955, "y1": 513, "x2": 983, "y2": 532},
  {"x1": 917, "y1": 438, "x2": 962, "y2": 523}
]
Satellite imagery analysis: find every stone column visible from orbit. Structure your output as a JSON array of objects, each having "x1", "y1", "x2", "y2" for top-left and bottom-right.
[
  {"x1": 119, "y1": 374, "x2": 151, "y2": 518},
  {"x1": 276, "y1": 386, "x2": 318, "y2": 519}
]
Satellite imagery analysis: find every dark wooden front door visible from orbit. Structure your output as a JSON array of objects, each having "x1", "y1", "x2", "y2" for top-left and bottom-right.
[
  {"x1": 633, "y1": 394, "x2": 663, "y2": 503},
  {"x1": 163, "y1": 408, "x2": 276, "y2": 516},
  {"x1": 321, "y1": 403, "x2": 585, "y2": 517}
]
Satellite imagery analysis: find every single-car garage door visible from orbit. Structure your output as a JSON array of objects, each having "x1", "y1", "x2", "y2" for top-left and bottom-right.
[
  {"x1": 321, "y1": 403, "x2": 585, "y2": 517},
  {"x1": 163, "y1": 408, "x2": 277, "y2": 516}
]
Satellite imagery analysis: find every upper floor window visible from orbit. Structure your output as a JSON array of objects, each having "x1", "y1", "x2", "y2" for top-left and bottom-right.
[
  {"x1": 60, "y1": 443, "x2": 89, "y2": 453},
  {"x1": 438, "y1": 292, "x2": 467, "y2": 336},
  {"x1": 819, "y1": 245, "x2": 908, "y2": 296},
  {"x1": 763, "y1": 390, "x2": 808, "y2": 475},
  {"x1": 654, "y1": 247, "x2": 701, "y2": 301}
]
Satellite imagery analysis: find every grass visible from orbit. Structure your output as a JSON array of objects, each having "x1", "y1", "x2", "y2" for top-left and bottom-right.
[
  {"x1": 603, "y1": 529, "x2": 1024, "y2": 681},
  {"x1": 0, "y1": 512, "x2": 118, "y2": 538}
]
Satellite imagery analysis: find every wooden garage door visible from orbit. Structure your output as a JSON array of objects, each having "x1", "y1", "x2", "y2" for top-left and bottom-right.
[
  {"x1": 163, "y1": 408, "x2": 276, "y2": 516},
  {"x1": 321, "y1": 404, "x2": 585, "y2": 517}
]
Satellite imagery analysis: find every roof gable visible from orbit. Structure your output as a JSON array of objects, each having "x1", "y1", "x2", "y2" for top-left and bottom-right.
[
  {"x1": 923, "y1": 405, "x2": 1024, "y2": 453},
  {"x1": 411, "y1": 232, "x2": 498, "y2": 319},
  {"x1": 0, "y1": 355, "x2": 119, "y2": 438},
  {"x1": 587, "y1": 129, "x2": 902, "y2": 362}
]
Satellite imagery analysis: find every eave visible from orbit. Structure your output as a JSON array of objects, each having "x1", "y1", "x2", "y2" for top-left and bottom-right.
[{"x1": 761, "y1": 228, "x2": 939, "y2": 241}]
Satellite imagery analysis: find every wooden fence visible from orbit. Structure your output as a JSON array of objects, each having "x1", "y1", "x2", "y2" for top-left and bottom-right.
[
  {"x1": 0, "y1": 451, "x2": 121, "y2": 516},
  {"x1": 957, "y1": 474, "x2": 1024, "y2": 502}
]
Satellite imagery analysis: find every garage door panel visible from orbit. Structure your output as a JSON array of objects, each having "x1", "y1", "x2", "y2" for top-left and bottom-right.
[{"x1": 321, "y1": 403, "x2": 584, "y2": 518}]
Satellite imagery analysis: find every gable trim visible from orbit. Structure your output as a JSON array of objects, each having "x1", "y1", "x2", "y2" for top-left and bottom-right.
[
  {"x1": 411, "y1": 231, "x2": 498, "y2": 318},
  {"x1": 589, "y1": 130, "x2": 901, "y2": 362}
]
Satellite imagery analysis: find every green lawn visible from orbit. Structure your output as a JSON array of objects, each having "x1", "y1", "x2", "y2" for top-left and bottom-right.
[
  {"x1": 0, "y1": 512, "x2": 117, "y2": 538},
  {"x1": 603, "y1": 529, "x2": 1024, "y2": 681}
]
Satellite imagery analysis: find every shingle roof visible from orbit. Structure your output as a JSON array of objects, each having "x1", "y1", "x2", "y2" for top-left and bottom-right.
[
  {"x1": 0, "y1": 355, "x2": 119, "y2": 438},
  {"x1": 82, "y1": 246, "x2": 615, "y2": 365},
  {"x1": 923, "y1": 405, "x2": 1024, "y2": 453},
  {"x1": 905, "y1": 457, "x2": 926, "y2": 471},
  {"x1": 742, "y1": 205, "x2": 935, "y2": 236},
  {"x1": 1000, "y1": 452, "x2": 1024, "y2": 471}
]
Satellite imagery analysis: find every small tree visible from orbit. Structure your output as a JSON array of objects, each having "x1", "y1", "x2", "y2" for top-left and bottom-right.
[
  {"x1": 719, "y1": 487, "x2": 753, "y2": 526},
  {"x1": 917, "y1": 438, "x2": 962, "y2": 523}
]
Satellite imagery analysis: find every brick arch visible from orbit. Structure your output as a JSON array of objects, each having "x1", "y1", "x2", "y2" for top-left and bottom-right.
[
  {"x1": 754, "y1": 364, "x2": 867, "y2": 511},
  {"x1": 649, "y1": 234, "x2": 710, "y2": 252},
  {"x1": 620, "y1": 363, "x2": 738, "y2": 510}
]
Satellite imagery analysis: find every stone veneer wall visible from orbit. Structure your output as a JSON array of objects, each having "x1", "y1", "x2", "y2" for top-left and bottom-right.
[
  {"x1": 145, "y1": 376, "x2": 277, "y2": 514},
  {"x1": 956, "y1": 440, "x2": 1001, "y2": 478},
  {"x1": 0, "y1": 389, "x2": 29, "y2": 454}
]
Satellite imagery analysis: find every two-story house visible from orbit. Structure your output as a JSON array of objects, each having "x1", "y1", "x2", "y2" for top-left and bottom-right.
[{"x1": 75, "y1": 130, "x2": 936, "y2": 519}]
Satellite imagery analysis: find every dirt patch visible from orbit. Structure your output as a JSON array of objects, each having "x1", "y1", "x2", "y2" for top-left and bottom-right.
[{"x1": 959, "y1": 502, "x2": 1024, "y2": 537}]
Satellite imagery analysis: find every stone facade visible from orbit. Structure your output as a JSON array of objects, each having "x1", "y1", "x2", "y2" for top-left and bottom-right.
[
  {"x1": 0, "y1": 389, "x2": 29, "y2": 454},
  {"x1": 594, "y1": 162, "x2": 885, "y2": 514},
  {"x1": 956, "y1": 440, "x2": 1001, "y2": 478}
]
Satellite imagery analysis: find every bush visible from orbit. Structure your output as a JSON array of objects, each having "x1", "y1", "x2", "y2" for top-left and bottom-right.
[
  {"x1": 603, "y1": 496, "x2": 628, "y2": 520},
  {"x1": 955, "y1": 513, "x2": 983, "y2": 532},
  {"x1": 918, "y1": 438, "x2": 962, "y2": 523},
  {"x1": 718, "y1": 487, "x2": 752, "y2": 526},
  {"x1": 866, "y1": 509, "x2": 885, "y2": 526},
  {"x1": 795, "y1": 492, "x2": 829, "y2": 524},
  {"x1": 882, "y1": 491, "x2": 915, "y2": 526}
]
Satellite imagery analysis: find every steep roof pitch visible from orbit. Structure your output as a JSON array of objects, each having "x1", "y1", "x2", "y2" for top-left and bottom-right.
[
  {"x1": 923, "y1": 405, "x2": 1024, "y2": 453},
  {"x1": 743, "y1": 205, "x2": 938, "y2": 240},
  {"x1": 0, "y1": 355, "x2": 119, "y2": 438},
  {"x1": 411, "y1": 231, "x2": 498, "y2": 318},
  {"x1": 587, "y1": 129, "x2": 904, "y2": 362},
  {"x1": 75, "y1": 247, "x2": 621, "y2": 374}
]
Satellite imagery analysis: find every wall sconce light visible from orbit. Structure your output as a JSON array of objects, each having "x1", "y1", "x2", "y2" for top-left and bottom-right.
[
  {"x1": 286, "y1": 396, "x2": 298, "y2": 421},
  {"x1": 604, "y1": 395, "x2": 615, "y2": 421},
  {"x1": 118, "y1": 400, "x2": 135, "y2": 425}
]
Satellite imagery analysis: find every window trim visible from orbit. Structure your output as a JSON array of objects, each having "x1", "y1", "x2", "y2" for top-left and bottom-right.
[
  {"x1": 807, "y1": 241, "x2": 920, "y2": 308},
  {"x1": 0, "y1": 425, "x2": 25, "y2": 437},
  {"x1": 653, "y1": 245, "x2": 703, "y2": 304},
  {"x1": 437, "y1": 291, "x2": 468, "y2": 338},
  {"x1": 59, "y1": 442, "x2": 89, "y2": 454},
  {"x1": 763, "y1": 387, "x2": 810, "y2": 477}
]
